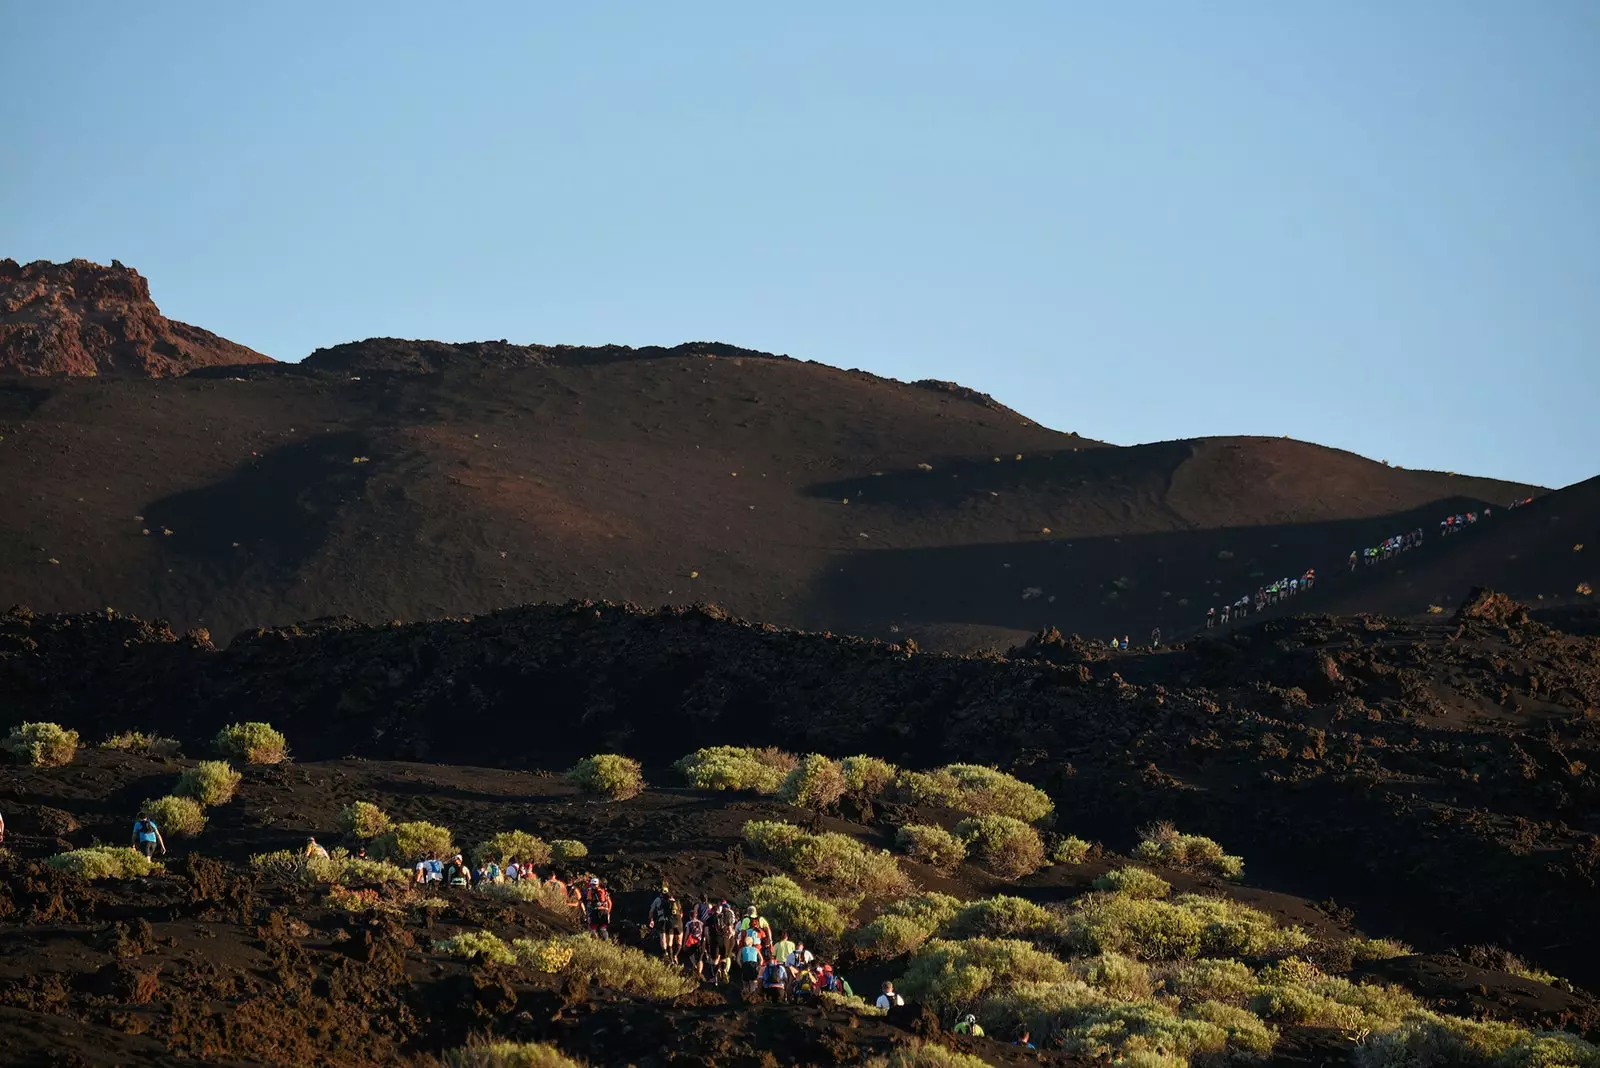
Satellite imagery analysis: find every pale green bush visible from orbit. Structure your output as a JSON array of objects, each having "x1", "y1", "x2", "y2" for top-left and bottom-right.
[
  {"x1": 742, "y1": 820, "x2": 913, "y2": 898},
  {"x1": 46, "y1": 846, "x2": 158, "y2": 879},
  {"x1": 1176, "y1": 895, "x2": 1311, "y2": 958},
  {"x1": 1183, "y1": 999, "x2": 1278, "y2": 1058},
  {"x1": 482, "y1": 879, "x2": 573, "y2": 912},
  {"x1": 1250, "y1": 959, "x2": 1419, "y2": 1030},
  {"x1": 141, "y1": 795, "x2": 207, "y2": 837},
  {"x1": 1071, "y1": 892, "x2": 1308, "y2": 962},
  {"x1": 840, "y1": 755, "x2": 898, "y2": 800},
  {"x1": 443, "y1": 1041, "x2": 586, "y2": 1068},
  {"x1": 779, "y1": 754, "x2": 847, "y2": 811},
  {"x1": 438, "y1": 929, "x2": 516, "y2": 965},
  {"x1": 1167, "y1": 958, "x2": 1257, "y2": 1002},
  {"x1": 473, "y1": 830, "x2": 552, "y2": 868},
  {"x1": 175, "y1": 760, "x2": 242, "y2": 805},
  {"x1": 1073, "y1": 952, "x2": 1155, "y2": 1000},
  {"x1": 215, "y1": 721, "x2": 288, "y2": 764},
  {"x1": 1348, "y1": 937, "x2": 1413, "y2": 962},
  {"x1": 1050, "y1": 835, "x2": 1093, "y2": 864},
  {"x1": 954, "y1": 815, "x2": 1046, "y2": 878},
  {"x1": 819, "y1": 989, "x2": 886, "y2": 1016},
  {"x1": 1134, "y1": 822, "x2": 1244, "y2": 879},
  {"x1": 1094, "y1": 867, "x2": 1172, "y2": 899},
  {"x1": 944, "y1": 895, "x2": 1061, "y2": 941},
  {"x1": 551, "y1": 839, "x2": 588, "y2": 864},
  {"x1": 894, "y1": 823, "x2": 967, "y2": 871},
  {"x1": 337, "y1": 801, "x2": 392, "y2": 839},
  {"x1": 1352, "y1": 1011, "x2": 1600, "y2": 1068},
  {"x1": 848, "y1": 893, "x2": 963, "y2": 958},
  {"x1": 372, "y1": 820, "x2": 456, "y2": 863},
  {"x1": 673, "y1": 745, "x2": 796, "y2": 793},
  {"x1": 897, "y1": 937, "x2": 1073, "y2": 1010},
  {"x1": 514, "y1": 935, "x2": 697, "y2": 1000},
  {"x1": 100, "y1": 731, "x2": 181, "y2": 757},
  {"x1": 4, "y1": 722, "x2": 79, "y2": 766},
  {"x1": 896, "y1": 764, "x2": 1054, "y2": 824},
  {"x1": 747, "y1": 875, "x2": 851, "y2": 941},
  {"x1": 866, "y1": 1046, "x2": 996, "y2": 1068},
  {"x1": 566, "y1": 753, "x2": 644, "y2": 800},
  {"x1": 250, "y1": 849, "x2": 408, "y2": 887}
]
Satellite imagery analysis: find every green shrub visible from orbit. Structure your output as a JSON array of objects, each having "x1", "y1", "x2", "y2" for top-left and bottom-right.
[
  {"x1": 1348, "y1": 937, "x2": 1413, "y2": 962},
  {"x1": 897, "y1": 937, "x2": 1072, "y2": 1010},
  {"x1": 1176, "y1": 895, "x2": 1311, "y2": 958},
  {"x1": 897, "y1": 764, "x2": 1053, "y2": 825},
  {"x1": 818, "y1": 990, "x2": 886, "y2": 1016},
  {"x1": 867, "y1": 1045, "x2": 995, "y2": 1068},
  {"x1": 945, "y1": 895, "x2": 1061, "y2": 941},
  {"x1": 513, "y1": 935, "x2": 697, "y2": 1000},
  {"x1": 742, "y1": 820, "x2": 913, "y2": 898},
  {"x1": 443, "y1": 1041, "x2": 586, "y2": 1068},
  {"x1": 673, "y1": 745, "x2": 796, "y2": 793},
  {"x1": 141, "y1": 795, "x2": 207, "y2": 837},
  {"x1": 215, "y1": 721, "x2": 289, "y2": 764},
  {"x1": 954, "y1": 815, "x2": 1046, "y2": 878},
  {"x1": 551, "y1": 839, "x2": 588, "y2": 864},
  {"x1": 1073, "y1": 952, "x2": 1155, "y2": 1000},
  {"x1": 175, "y1": 760, "x2": 242, "y2": 806},
  {"x1": 46, "y1": 846, "x2": 158, "y2": 879},
  {"x1": 1183, "y1": 999, "x2": 1278, "y2": 1058},
  {"x1": 1049, "y1": 835, "x2": 1092, "y2": 865},
  {"x1": 482, "y1": 880, "x2": 572, "y2": 912},
  {"x1": 894, "y1": 823, "x2": 967, "y2": 871},
  {"x1": 1167, "y1": 958, "x2": 1257, "y2": 1002},
  {"x1": 4, "y1": 722, "x2": 79, "y2": 766},
  {"x1": 372, "y1": 820, "x2": 456, "y2": 864},
  {"x1": 747, "y1": 875, "x2": 852, "y2": 942},
  {"x1": 1094, "y1": 867, "x2": 1172, "y2": 899},
  {"x1": 438, "y1": 929, "x2": 516, "y2": 965},
  {"x1": 248, "y1": 849, "x2": 303, "y2": 878},
  {"x1": 848, "y1": 892, "x2": 963, "y2": 958},
  {"x1": 473, "y1": 830, "x2": 552, "y2": 868},
  {"x1": 840, "y1": 755, "x2": 898, "y2": 800},
  {"x1": 779, "y1": 753, "x2": 847, "y2": 811},
  {"x1": 1352, "y1": 1011, "x2": 1600, "y2": 1068},
  {"x1": 1134, "y1": 822, "x2": 1244, "y2": 879},
  {"x1": 100, "y1": 731, "x2": 181, "y2": 757},
  {"x1": 337, "y1": 801, "x2": 392, "y2": 839},
  {"x1": 1251, "y1": 959, "x2": 1420, "y2": 1030},
  {"x1": 1071, "y1": 894, "x2": 1205, "y2": 961},
  {"x1": 565, "y1": 754, "x2": 644, "y2": 800},
  {"x1": 305, "y1": 854, "x2": 410, "y2": 888}
]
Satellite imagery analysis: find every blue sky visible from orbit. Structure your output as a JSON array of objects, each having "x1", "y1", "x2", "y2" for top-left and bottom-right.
[{"x1": 3, "y1": 3, "x2": 1596, "y2": 488}]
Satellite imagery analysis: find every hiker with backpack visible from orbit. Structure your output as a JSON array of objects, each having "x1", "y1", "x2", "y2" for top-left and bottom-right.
[
  {"x1": 760, "y1": 957, "x2": 790, "y2": 1003},
  {"x1": 648, "y1": 883, "x2": 685, "y2": 961},
  {"x1": 713, "y1": 898, "x2": 739, "y2": 982},
  {"x1": 583, "y1": 877, "x2": 613, "y2": 940},
  {"x1": 131, "y1": 812, "x2": 166, "y2": 860}
]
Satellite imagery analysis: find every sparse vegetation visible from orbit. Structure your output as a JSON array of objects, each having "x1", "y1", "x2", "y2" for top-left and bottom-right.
[
  {"x1": 848, "y1": 892, "x2": 963, "y2": 958},
  {"x1": 472, "y1": 830, "x2": 552, "y2": 868},
  {"x1": 894, "y1": 823, "x2": 967, "y2": 871},
  {"x1": 443, "y1": 1041, "x2": 586, "y2": 1068},
  {"x1": 866, "y1": 1045, "x2": 995, "y2": 1068},
  {"x1": 1049, "y1": 835, "x2": 1093, "y2": 865},
  {"x1": 1094, "y1": 866, "x2": 1172, "y2": 899},
  {"x1": 566, "y1": 753, "x2": 644, "y2": 800},
  {"x1": 1352, "y1": 1012, "x2": 1600, "y2": 1068},
  {"x1": 175, "y1": 760, "x2": 242, "y2": 806},
  {"x1": 372, "y1": 820, "x2": 456, "y2": 864},
  {"x1": 336, "y1": 800, "x2": 393, "y2": 840},
  {"x1": 438, "y1": 929, "x2": 517, "y2": 965},
  {"x1": 840, "y1": 754, "x2": 897, "y2": 800},
  {"x1": 141, "y1": 795, "x2": 207, "y2": 837},
  {"x1": 250, "y1": 849, "x2": 409, "y2": 888},
  {"x1": 778, "y1": 753, "x2": 847, "y2": 812},
  {"x1": 747, "y1": 875, "x2": 851, "y2": 941},
  {"x1": 1134, "y1": 822, "x2": 1244, "y2": 879},
  {"x1": 215, "y1": 721, "x2": 289, "y2": 764},
  {"x1": 1348, "y1": 937, "x2": 1413, "y2": 962},
  {"x1": 100, "y1": 731, "x2": 181, "y2": 757},
  {"x1": 513, "y1": 935, "x2": 697, "y2": 1000},
  {"x1": 743, "y1": 820, "x2": 913, "y2": 898},
  {"x1": 481, "y1": 879, "x2": 573, "y2": 913},
  {"x1": 4, "y1": 721, "x2": 79, "y2": 766},
  {"x1": 944, "y1": 895, "x2": 1061, "y2": 941},
  {"x1": 895, "y1": 764, "x2": 1054, "y2": 825},
  {"x1": 46, "y1": 846, "x2": 159, "y2": 879},
  {"x1": 954, "y1": 815, "x2": 1046, "y2": 878},
  {"x1": 673, "y1": 745, "x2": 797, "y2": 793}
]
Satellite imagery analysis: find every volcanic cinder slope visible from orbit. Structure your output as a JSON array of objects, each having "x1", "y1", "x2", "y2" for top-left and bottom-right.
[
  {"x1": 0, "y1": 259, "x2": 273, "y2": 377},
  {"x1": 0, "y1": 322, "x2": 1547, "y2": 648}
]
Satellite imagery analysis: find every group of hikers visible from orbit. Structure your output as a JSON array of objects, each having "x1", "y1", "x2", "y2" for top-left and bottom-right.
[
  {"x1": 1351, "y1": 528, "x2": 1426, "y2": 569},
  {"x1": 1206, "y1": 569, "x2": 1316, "y2": 628}
]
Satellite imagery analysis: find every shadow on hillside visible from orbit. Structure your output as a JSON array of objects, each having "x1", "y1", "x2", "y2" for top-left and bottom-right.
[
  {"x1": 802, "y1": 442, "x2": 1187, "y2": 510},
  {"x1": 142, "y1": 430, "x2": 379, "y2": 573},
  {"x1": 805, "y1": 497, "x2": 1505, "y2": 638}
]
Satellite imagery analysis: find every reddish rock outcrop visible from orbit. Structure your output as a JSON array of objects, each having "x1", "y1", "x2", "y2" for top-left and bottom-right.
[{"x1": 0, "y1": 258, "x2": 273, "y2": 376}]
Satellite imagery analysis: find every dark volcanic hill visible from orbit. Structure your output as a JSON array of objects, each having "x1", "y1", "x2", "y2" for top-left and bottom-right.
[
  {"x1": 0, "y1": 259, "x2": 272, "y2": 376},
  {"x1": 0, "y1": 334, "x2": 1551, "y2": 648}
]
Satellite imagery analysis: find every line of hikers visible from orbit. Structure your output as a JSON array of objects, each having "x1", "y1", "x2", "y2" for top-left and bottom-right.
[
  {"x1": 1206, "y1": 569, "x2": 1316, "y2": 628},
  {"x1": 1351, "y1": 528, "x2": 1426, "y2": 570}
]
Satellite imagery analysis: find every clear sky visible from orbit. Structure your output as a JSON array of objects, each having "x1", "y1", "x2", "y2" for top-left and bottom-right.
[{"x1": 3, "y1": 3, "x2": 1596, "y2": 488}]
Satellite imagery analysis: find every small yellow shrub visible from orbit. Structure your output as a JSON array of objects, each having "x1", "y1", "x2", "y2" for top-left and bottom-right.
[
  {"x1": 779, "y1": 754, "x2": 847, "y2": 811},
  {"x1": 337, "y1": 801, "x2": 392, "y2": 839},
  {"x1": 747, "y1": 874, "x2": 852, "y2": 941},
  {"x1": 175, "y1": 760, "x2": 242, "y2": 806},
  {"x1": 215, "y1": 721, "x2": 289, "y2": 764},
  {"x1": 4, "y1": 722, "x2": 79, "y2": 766},
  {"x1": 955, "y1": 815, "x2": 1046, "y2": 878},
  {"x1": 1134, "y1": 822, "x2": 1243, "y2": 879},
  {"x1": 438, "y1": 929, "x2": 516, "y2": 965},
  {"x1": 46, "y1": 846, "x2": 159, "y2": 879},
  {"x1": 473, "y1": 830, "x2": 552, "y2": 868},
  {"x1": 894, "y1": 823, "x2": 967, "y2": 871},
  {"x1": 443, "y1": 1041, "x2": 587, "y2": 1068},
  {"x1": 141, "y1": 795, "x2": 207, "y2": 837},
  {"x1": 840, "y1": 755, "x2": 898, "y2": 799},
  {"x1": 551, "y1": 839, "x2": 588, "y2": 864},
  {"x1": 1094, "y1": 867, "x2": 1172, "y2": 899},
  {"x1": 674, "y1": 745, "x2": 795, "y2": 793},
  {"x1": 945, "y1": 895, "x2": 1061, "y2": 941},
  {"x1": 565, "y1": 754, "x2": 644, "y2": 800},
  {"x1": 373, "y1": 820, "x2": 456, "y2": 863},
  {"x1": 100, "y1": 731, "x2": 181, "y2": 757}
]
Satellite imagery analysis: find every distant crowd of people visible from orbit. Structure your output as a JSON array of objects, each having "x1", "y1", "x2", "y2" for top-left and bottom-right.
[{"x1": 1205, "y1": 570, "x2": 1316, "y2": 628}]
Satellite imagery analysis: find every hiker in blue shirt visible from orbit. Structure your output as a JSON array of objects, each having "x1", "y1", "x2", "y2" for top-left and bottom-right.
[{"x1": 131, "y1": 813, "x2": 166, "y2": 860}]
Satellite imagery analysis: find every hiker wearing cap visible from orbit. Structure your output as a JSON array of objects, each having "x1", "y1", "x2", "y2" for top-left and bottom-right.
[
  {"x1": 954, "y1": 1013, "x2": 985, "y2": 1037},
  {"x1": 443, "y1": 854, "x2": 472, "y2": 889},
  {"x1": 648, "y1": 883, "x2": 685, "y2": 961},
  {"x1": 713, "y1": 899, "x2": 739, "y2": 982},
  {"x1": 303, "y1": 837, "x2": 329, "y2": 859},
  {"x1": 583, "y1": 877, "x2": 613, "y2": 939}
]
